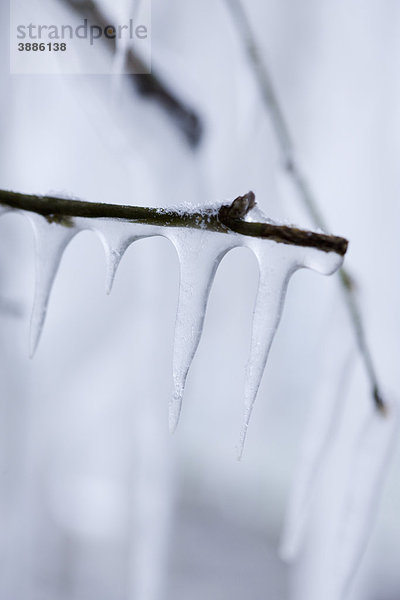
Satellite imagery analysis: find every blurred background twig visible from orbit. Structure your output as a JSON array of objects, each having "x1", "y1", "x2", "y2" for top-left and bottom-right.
[{"x1": 224, "y1": 0, "x2": 386, "y2": 413}]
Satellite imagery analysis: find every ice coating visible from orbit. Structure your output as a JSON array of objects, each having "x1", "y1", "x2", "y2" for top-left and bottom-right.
[
  {"x1": 23, "y1": 213, "x2": 163, "y2": 356},
  {"x1": 93, "y1": 221, "x2": 145, "y2": 295},
  {"x1": 238, "y1": 241, "x2": 344, "y2": 457},
  {"x1": 104, "y1": 244, "x2": 125, "y2": 295},
  {"x1": 166, "y1": 228, "x2": 236, "y2": 432},
  {"x1": 238, "y1": 245, "x2": 294, "y2": 457},
  {"x1": 0, "y1": 200, "x2": 344, "y2": 446},
  {"x1": 29, "y1": 215, "x2": 77, "y2": 356},
  {"x1": 335, "y1": 398, "x2": 398, "y2": 596}
]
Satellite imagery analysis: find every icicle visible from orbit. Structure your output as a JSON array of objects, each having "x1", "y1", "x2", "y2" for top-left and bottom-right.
[
  {"x1": 335, "y1": 398, "x2": 398, "y2": 597},
  {"x1": 94, "y1": 224, "x2": 142, "y2": 295},
  {"x1": 29, "y1": 215, "x2": 77, "y2": 356},
  {"x1": 238, "y1": 246, "x2": 294, "y2": 458},
  {"x1": 238, "y1": 242, "x2": 344, "y2": 458},
  {"x1": 167, "y1": 229, "x2": 234, "y2": 432},
  {"x1": 280, "y1": 305, "x2": 355, "y2": 562},
  {"x1": 3, "y1": 194, "x2": 346, "y2": 445},
  {"x1": 104, "y1": 246, "x2": 124, "y2": 295}
]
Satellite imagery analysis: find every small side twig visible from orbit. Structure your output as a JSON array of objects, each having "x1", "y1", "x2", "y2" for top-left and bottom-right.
[
  {"x1": 0, "y1": 189, "x2": 348, "y2": 256},
  {"x1": 224, "y1": 0, "x2": 386, "y2": 413}
]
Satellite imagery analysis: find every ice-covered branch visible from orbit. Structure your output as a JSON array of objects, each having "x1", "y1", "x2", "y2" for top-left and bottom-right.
[
  {"x1": 0, "y1": 190, "x2": 348, "y2": 256},
  {"x1": 0, "y1": 188, "x2": 347, "y2": 451},
  {"x1": 61, "y1": 0, "x2": 202, "y2": 147},
  {"x1": 224, "y1": 0, "x2": 385, "y2": 412}
]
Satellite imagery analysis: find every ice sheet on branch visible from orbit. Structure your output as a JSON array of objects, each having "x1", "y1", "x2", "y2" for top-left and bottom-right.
[{"x1": 1, "y1": 202, "x2": 343, "y2": 451}]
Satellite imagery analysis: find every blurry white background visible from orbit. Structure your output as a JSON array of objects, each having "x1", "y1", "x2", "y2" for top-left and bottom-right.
[{"x1": 0, "y1": 1, "x2": 399, "y2": 599}]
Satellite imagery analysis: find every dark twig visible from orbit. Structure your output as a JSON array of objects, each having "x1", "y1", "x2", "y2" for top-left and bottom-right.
[
  {"x1": 0, "y1": 190, "x2": 348, "y2": 256},
  {"x1": 224, "y1": 0, "x2": 386, "y2": 413},
  {"x1": 61, "y1": 0, "x2": 202, "y2": 146}
]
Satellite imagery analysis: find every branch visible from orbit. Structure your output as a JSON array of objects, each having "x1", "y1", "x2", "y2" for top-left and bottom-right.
[
  {"x1": 62, "y1": 0, "x2": 202, "y2": 147},
  {"x1": 0, "y1": 190, "x2": 348, "y2": 256},
  {"x1": 224, "y1": 0, "x2": 386, "y2": 413}
]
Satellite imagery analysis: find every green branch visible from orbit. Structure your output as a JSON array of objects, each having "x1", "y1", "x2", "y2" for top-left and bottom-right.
[{"x1": 0, "y1": 189, "x2": 348, "y2": 256}]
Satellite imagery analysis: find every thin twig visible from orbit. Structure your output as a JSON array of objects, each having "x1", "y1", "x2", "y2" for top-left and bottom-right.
[
  {"x1": 0, "y1": 190, "x2": 348, "y2": 256},
  {"x1": 224, "y1": 0, "x2": 385, "y2": 412},
  {"x1": 61, "y1": 0, "x2": 202, "y2": 147}
]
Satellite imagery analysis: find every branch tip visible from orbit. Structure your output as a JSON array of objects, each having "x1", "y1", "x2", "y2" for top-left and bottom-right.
[
  {"x1": 374, "y1": 387, "x2": 388, "y2": 416},
  {"x1": 227, "y1": 191, "x2": 257, "y2": 219}
]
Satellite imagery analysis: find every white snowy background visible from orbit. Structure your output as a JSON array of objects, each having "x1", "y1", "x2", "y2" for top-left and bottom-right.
[{"x1": 0, "y1": 1, "x2": 399, "y2": 599}]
